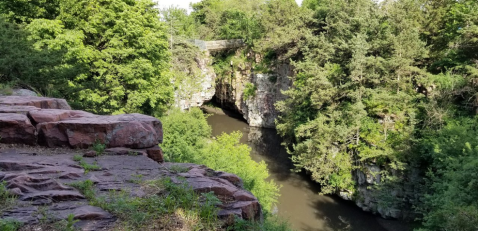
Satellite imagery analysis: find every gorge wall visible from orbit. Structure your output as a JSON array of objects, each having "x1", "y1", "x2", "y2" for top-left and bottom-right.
[
  {"x1": 177, "y1": 48, "x2": 419, "y2": 221},
  {"x1": 173, "y1": 52, "x2": 217, "y2": 110},
  {"x1": 213, "y1": 55, "x2": 293, "y2": 128}
]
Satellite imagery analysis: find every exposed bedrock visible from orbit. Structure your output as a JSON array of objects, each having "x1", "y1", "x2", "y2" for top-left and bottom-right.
[
  {"x1": 0, "y1": 150, "x2": 262, "y2": 229},
  {"x1": 0, "y1": 95, "x2": 262, "y2": 229},
  {"x1": 0, "y1": 96, "x2": 163, "y2": 154},
  {"x1": 214, "y1": 61, "x2": 293, "y2": 128}
]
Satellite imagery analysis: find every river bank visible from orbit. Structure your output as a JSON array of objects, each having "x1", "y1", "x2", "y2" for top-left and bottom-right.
[{"x1": 202, "y1": 106, "x2": 411, "y2": 231}]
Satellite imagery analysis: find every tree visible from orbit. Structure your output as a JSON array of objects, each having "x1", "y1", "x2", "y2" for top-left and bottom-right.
[
  {"x1": 1, "y1": 0, "x2": 173, "y2": 116},
  {"x1": 276, "y1": 0, "x2": 427, "y2": 194}
]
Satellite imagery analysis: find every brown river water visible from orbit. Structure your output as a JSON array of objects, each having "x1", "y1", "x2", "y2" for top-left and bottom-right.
[{"x1": 203, "y1": 107, "x2": 411, "y2": 231}]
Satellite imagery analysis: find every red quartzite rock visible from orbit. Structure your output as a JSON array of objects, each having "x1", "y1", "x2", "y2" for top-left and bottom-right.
[
  {"x1": 163, "y1": 164, "x2": 262, "y2": 221},
  {"x1": 0, "y1": 96, "x2": 71, "y2": 110},
  {"x1": 28, "y1": 109, "x2": 95, "y2": 124},
  {"x1": 146, "y1": 146, "x2": 164, "y2": 163},
  {"x1": 0, "y1": 113, "x2": 36, "y2": 145},
  {"x1": 37, "y1": 113, "x2": 163, "y2": 149},
  {"x1": 0, "y1": 105, "x2": 39, "y2": 115}
]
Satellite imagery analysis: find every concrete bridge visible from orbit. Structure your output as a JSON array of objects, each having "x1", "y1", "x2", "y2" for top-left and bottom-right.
[{"x1": 189, "y1": 39, "x2": 246, "y2": 51}]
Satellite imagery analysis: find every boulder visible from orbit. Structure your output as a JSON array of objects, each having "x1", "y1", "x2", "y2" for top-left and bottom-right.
[
  {"x1": 145, "y1": 146, "x2": 164, "y2": 163},
  {"x1": 37, "y1": 113, "x2": 163, "y2": 149},
  {"x1": 0, "y1": 105, "x2": 39, "y2": 115},
  {"x1": 0, "y1": 113, "x2": 36, "y2": 145},
  {"x1": 161, "y1": 163, "x2": 262, "y2": 221},
  {"x1": 11, "y1": 89, "x2": 38, "y2": 97},
  {"x1": 0, "y1": 96, "x2": 71, "y2": 110},
  {"x1": 28, "y1": 109, "x2": 95, "y2": 124}
]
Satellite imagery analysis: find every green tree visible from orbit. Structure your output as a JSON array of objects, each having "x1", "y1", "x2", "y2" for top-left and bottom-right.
[
  {"x1": 276, "y1": 0, "x2": 426, "y2": 194},
  {"x1": 416, "y1": 118, "x2": 478, "y2": 230},
  {"x1": 1, "y1": 0, "x2": 173, "y2": 116}
]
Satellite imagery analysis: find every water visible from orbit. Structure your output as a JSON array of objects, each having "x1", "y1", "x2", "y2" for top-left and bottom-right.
[{"x1": 204, "y1": 107, "x2": 410, "y2": 231}]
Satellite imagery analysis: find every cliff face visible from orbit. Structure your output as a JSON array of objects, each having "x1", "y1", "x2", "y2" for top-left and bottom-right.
[
  {"x1": 338, "y1": 164, "x2": 421, "y2": 220},
  {"x1": 214, "y1": 61, "x2": 293, "y2": 128},
  {"x1": 174, "y1": 52, "x2": 216, "y2": 110}
]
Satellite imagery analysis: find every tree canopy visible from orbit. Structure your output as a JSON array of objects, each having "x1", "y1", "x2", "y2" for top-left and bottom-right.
[{"x1": 1, "y1": 0, "x2": 173, "y2": 116}]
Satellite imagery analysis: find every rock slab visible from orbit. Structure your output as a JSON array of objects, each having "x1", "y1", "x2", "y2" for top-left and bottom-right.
[
  {"x1": 0, "y1": 96, "x2": 71, "y2": 110},
  {"x1": 0, "y1": 96, "x2": 164, "y2": 158},
  {"x1": 0, "y1": 113, "x2": 36, "y2": 145}
]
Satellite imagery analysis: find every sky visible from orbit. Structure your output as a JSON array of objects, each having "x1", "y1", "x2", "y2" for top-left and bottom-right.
[{"x1": 155, "y1": 0, "x2": 303, "y2": 12}]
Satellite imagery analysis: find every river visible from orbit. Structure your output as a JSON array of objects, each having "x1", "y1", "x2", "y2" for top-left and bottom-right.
[{"x1": 204, "y1": 106, "x2": 410, "y2": 231}]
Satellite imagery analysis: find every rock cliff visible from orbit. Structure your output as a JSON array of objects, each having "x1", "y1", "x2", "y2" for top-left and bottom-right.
[
  {"x1": 214, "y1": 58, "x2": 293, "y2": 128},
  {"x1": 338, "y1": 164, "x2": 421, "y2": 220},
  {"x1": 174, "y1": 52, "x2": 216, "y2": 110},
  {"x1": 0, "y1": 96, "x2": 262, "y2": 230}
]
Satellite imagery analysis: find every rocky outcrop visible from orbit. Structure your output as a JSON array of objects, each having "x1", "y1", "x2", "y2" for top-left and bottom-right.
[
  {"x1": 338, "y1": 164, "x2": 421, "y2": 220},
  {"x1": 160, "y1": 163, "x2": 262, "y2": 221},
  {"x1": 0, "y1": 96, "x2": 71, "y2": 110},
  {"x1": 0, "y1": 147, "x2": 261, "y2": 230},
  {"x1": 0, "y1": 88, "x2": 38, "y2": 97},
  {"x1": 174, "y1": 52, "x2": 216, "y2": 110},
  {"x1": 0, "y1": 96, "x2": 163, "y2": 156},
  {"x1": 0, "y1": 96, "x2": 262, "y2": 229},
  {"x1": 0, "y1": 113, "x2": 37, "y2": 145},
  {"x1": 214, "y1": 55, "x2": 293, "y2": 128}
]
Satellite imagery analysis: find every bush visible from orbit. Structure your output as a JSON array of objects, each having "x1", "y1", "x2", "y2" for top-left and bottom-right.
[
  {"x1": 160, "y1": 109, "x2": 280, "y2": 212},
  {"x1": 160, "y1": 108, "x2": 211, "y2": 162},
  {"x1": 243, "y1": 83, "x2": 257, "y2": 101}
]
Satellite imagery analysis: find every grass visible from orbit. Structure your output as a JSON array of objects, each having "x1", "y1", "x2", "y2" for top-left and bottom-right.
[
  {"x1": 169, "y1": 165, "x2": 190, "y2": 173},
  {"x1": 0, "y1": 82, "x2": 14, "y2": 96},
  {"x1": 128, "y1": 174, "x2": 144, "y2": 184},
  {"x1": 68, "y1": 180, "x2": 95, "y2": 200},
  {"x1": 0, "y1": 181, "x2": 16, "y2": 214},
  {"x1": 72, "y1": 155, "x2": 101, "y2": 174},
  {"x1": 0, "y1": 219, "x2": 22, "y2": 231},
  {"x1": 68, "y1": 177, "x2": 224, "y2": 230},
  {"x1": 229, "y1": 212, "x2": 293, "y2": 231},
  {"x1": 92, "y1": 140, "x2": 106, "y2": 156},
  {"x1": 243, "y1": 83, "x2": 257, "y2": 101}
]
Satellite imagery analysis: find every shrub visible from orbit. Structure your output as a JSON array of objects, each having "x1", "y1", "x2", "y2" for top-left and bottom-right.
[
  {"x1": 243, "y1": 83, "x2": 257, "y2": 100},
  {"x1": 160, "y1": 109, "x2": 280, "y2": 212}
]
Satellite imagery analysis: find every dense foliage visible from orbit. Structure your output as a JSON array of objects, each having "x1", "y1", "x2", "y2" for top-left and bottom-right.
[
  {"x1": 2, "y1": 0, "x2": 478, "y2": 229},
  {"x1": 167, "y1": 0, "x2": 478, "y2": 229},
  {"x1": 160, "y1": 108, "x2": 280, "y2": 212},
  {"x1": 0, "y1": 0, "x2": 173, "y2": 115}
]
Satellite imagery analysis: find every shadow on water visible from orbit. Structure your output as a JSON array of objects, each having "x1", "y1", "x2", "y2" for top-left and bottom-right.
[{"x1": 203, "y1": 106, "x2": 410, "y2": 231}]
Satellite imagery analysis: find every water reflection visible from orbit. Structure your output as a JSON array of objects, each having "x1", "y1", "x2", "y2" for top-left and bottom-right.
[{"x1": 204, "y1": 107, "x2": 409, "y2": 231}]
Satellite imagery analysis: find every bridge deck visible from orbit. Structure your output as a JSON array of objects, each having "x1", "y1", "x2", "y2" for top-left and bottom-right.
[{"x1": 189, "y1": 39, "x2": 246, "y2": 51}]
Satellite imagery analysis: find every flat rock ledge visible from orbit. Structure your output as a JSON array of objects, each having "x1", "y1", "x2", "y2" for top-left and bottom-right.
[
  {"x1": 0, "y1": 148, "x2": 262, "y2": 230},
  {"x1": 0, "y1": 96, "x2": 164, "y2": 162},
  {"x1": 0, "y1": 96, "x2": 262, "y2": 229}
]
